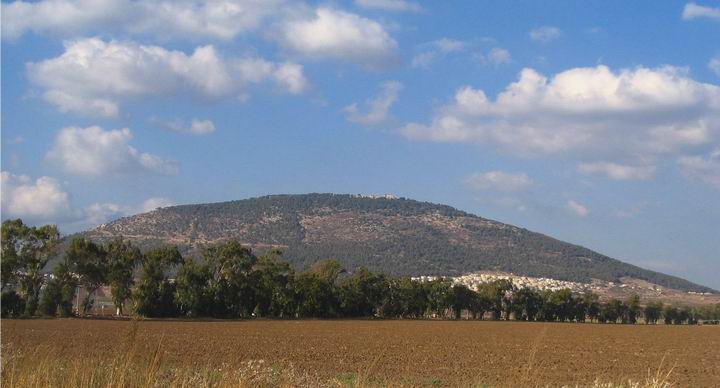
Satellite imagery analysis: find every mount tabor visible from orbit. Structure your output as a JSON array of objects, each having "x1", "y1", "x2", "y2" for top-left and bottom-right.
[{"x1": 82, "y1": 193, "x2": 713, "y2": 293}]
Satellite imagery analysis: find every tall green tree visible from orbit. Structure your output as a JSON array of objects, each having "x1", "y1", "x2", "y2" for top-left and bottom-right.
[
  {"x1": 512, "y1": 288, "x2": 542, "y2": 321},
  {"x1": 604, "y1": 299, "x2": 625, "y2": 323},
  {"x1": 38, "y1": 261, "x2": 77, "y2": 318},
  {"x1": 57, "y1": 261, "x2": 77, "y2": 316},
  {"x1": 1, "y1": 219, "x2": 24, "y2": 291},
  {"x1": 425, "y1": 278, "x2": 452, "y2": 318},
  {"x1": 253, "y1": 249, "x2": 294, "y2": 317},
  {"x1": 663, "y1": 305, "x2": 678, "y2": 324},
  {"x1": 339, "y1": 267, "x2": 388, "y2": 317},
  {"x1": 624, "y1": 294, "x2": 641, "y2": 324},
  {"x1": 65, "y1": 237, "x2": 107, "y2": 314},
  {"x1": 582, "y1": 293, "x2": 601, "y2": 322},
  {"x1": 38, "y1": 277, "x2": 62, "y2": 316},
  {"x1": 448, "y1": 284, "x2": 476, "y2": 319},
  {"x1": 389, "y1": 277, "x2": 427, "y2": 318},
  {"x1": 1, "y1": 220, "x2": 26, "y2": 317},
  {"x1": 468, "y1": 288, "x2": 492, "y2": 320},
  {"x1": 175, "y1": 257, "x2": 211, "y2": 317},
  {"x1": 1, "y1": 220, "x2": 60, "y2": 316},
  {"x1": 106, "y1": 238, "x2": 142, "y2": 316},
  {"x1": 549, "y1": 289, "x2": 575, "y2": 322},
  {"x1": 134, "y1": 246, "x2": 182, "y2": 317},
  {"x1": 677, "y1": 306, "x2": 694, "y2": 324},
  {"x1": 644, "y1": 301, "x2": 663, "y2": 324},
  {"x1": 292, "y1": 272, "x2": 339, "y2": 318},
  {"x1": 477, "y1": 280, "x2": 513, "y2": 320},
  {"x1": 204, "y1": 240, "x2": 258, "y2": 318},
  {"x1": 376, "y1": 278, "x2": 405, "y2": 318}
]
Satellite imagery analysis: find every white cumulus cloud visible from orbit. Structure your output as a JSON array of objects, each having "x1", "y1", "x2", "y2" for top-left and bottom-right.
[
  {"x1": 0, "y1": 170, "x2": 176, "y2": 230},
  {"x1": 46, "y1": 126, "x2": 179, "y2": 176},
  {"x1": 271, "y1": 62, "x2": 309, "y2": 94},
  {"x1": 1, "y1": 0, "x2": 129, "y2": 40},
  {"x1": 1, "y1": 0, "x2": 286, "y2": 41},
  {"x1": 130, "y1": 0, "x2": 285, "y2": 40},
  {"x1": 343, "y1": 80, "x2": 402, "y2": 125},
  {"x1": 464, "y1": 171, "x2": 534, "y2": 192},
  {"x1": 1, "y1": 172, "x2": 75, "y2": 223},
  {"x1": 279, "y1": 8, "x2": 400, "y2": 69},
  {"x1": 399, "y1": 65, "x2": 720, "y2": 161},
  {"x1": 27, "y1": 38, "x2": 308, "y2": 117},
  {"x1": 529, "y1": 26, "x2": 562, "y2": 42},
  {"x1": 682, "y1": 2, "x2": 720, "y2": 21}
]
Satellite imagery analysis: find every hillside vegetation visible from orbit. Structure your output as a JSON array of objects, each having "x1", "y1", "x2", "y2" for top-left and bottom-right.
[{"x1": 82, "y1": 193, "x2": 712, "y2": 292}]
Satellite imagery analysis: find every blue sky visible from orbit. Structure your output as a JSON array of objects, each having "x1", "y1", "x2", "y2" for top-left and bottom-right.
[{"x1": 2, "y1": 1, "x2": 719, "y2": 288}]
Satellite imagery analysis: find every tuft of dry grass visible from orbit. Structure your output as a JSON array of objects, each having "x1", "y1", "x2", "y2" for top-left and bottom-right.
[{"x1": 560, "y1": 354, "x2": 675, "y2": 388}]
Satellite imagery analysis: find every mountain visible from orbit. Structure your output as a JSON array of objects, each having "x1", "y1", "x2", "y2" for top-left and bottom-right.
[{"x1": 81, "y1": 193, "x2": 713, "y2": 293}]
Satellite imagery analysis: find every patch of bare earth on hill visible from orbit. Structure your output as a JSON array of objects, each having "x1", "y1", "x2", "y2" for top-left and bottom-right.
[{"x1": 300, "y1": 212, "x2": 393, "y2": 243}]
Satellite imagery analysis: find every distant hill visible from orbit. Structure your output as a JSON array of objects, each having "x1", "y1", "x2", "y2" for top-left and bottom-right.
[{"x1": 81, "y1": 193, "x2": 714, "y2": 293}]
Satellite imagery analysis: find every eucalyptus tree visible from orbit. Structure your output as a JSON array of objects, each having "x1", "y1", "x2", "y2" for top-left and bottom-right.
[
  {"x1": 662, "y1": 305, "x2": 677, "y2": 324},
  {"x1": 394, "y1": 277, "x2": 428, "y2": 318},
  {"x1": 134, "y1": 246, "x2": 183, "y2": 317},
  {"x1": 424, "y1": 278, "x2": 453, "y2": 318},
  {"x1": 39, "y1": 260, "x2": 77, "y2": 317},
  {"x1": 477, "y1": 280, "x2": 514, "y2": 320},
  {"x1": 644, "y1": 301, "x2": 663, "y2": 324},
  {"x1": 253, "y1": 249, "x2": 295, "y2": 317},
  {"x1": 293, "y1": 271, "x2": 339, "y2": 318},
  {"x1": 582, "y1": 292, "x2": 601, "y2": 322},
  {"x1": 175, "y1": 257, "x2": 211, "y2": 317},
  {"x1": 512, "y1": 288, "x2": 542, "y2": 321},
  {"x1": 624, "y1": 294, "x2": 641, "y2": 324},
  {"x1": 65, "y1": 237, "x2": 107, "y2": 314},
  {"x1": 106, "y1": 238, "x2": 142, "y2": 315},
  {"x1": 604, "y1": 299, "x2": 625, "y2": 323},
  {"x1": 448, "y1": 283, "x2": 476, "y2": 319},
  {"x1": 1, "y1": 219, "x2": 60, "y2": 316},
  {"x1": 339, "y1": 267, "x2": 388, "y2": 317},
  {"x1": 204, "y1": 240, "x2": 258, "y2": 318}
]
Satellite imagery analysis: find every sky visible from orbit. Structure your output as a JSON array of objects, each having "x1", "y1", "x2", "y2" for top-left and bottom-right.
[{"x1": 2, "y1": 1, "x2": 719, "y2": 289}]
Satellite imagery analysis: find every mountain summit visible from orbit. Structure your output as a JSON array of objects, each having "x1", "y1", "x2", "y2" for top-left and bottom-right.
[{"x1": 83, "y1": 193, "x2": 712, "y2": 292}]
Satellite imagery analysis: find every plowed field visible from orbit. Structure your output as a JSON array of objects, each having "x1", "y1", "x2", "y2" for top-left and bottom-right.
[{"x1": 2, "y1": 319, "x2": 719, "y2": 386}]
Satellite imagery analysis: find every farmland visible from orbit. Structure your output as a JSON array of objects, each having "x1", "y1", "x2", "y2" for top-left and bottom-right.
[{"x1": 2, "y1": 319, "x2": 719, "y2": 387}]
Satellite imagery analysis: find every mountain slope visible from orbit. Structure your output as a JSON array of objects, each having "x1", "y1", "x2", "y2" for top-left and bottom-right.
[{"x1": 82, "y1": 193, "x2": 713, "y2": 292}]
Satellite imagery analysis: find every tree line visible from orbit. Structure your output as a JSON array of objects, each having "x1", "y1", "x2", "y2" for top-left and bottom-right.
[{"x1": 3, "y1": 219, "x2": 719, "y2": 323}]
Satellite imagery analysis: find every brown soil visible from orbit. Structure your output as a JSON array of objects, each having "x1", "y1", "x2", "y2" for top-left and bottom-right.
[{"x1": 2, "y1": 319, "x2": 719, "y2": 386}]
